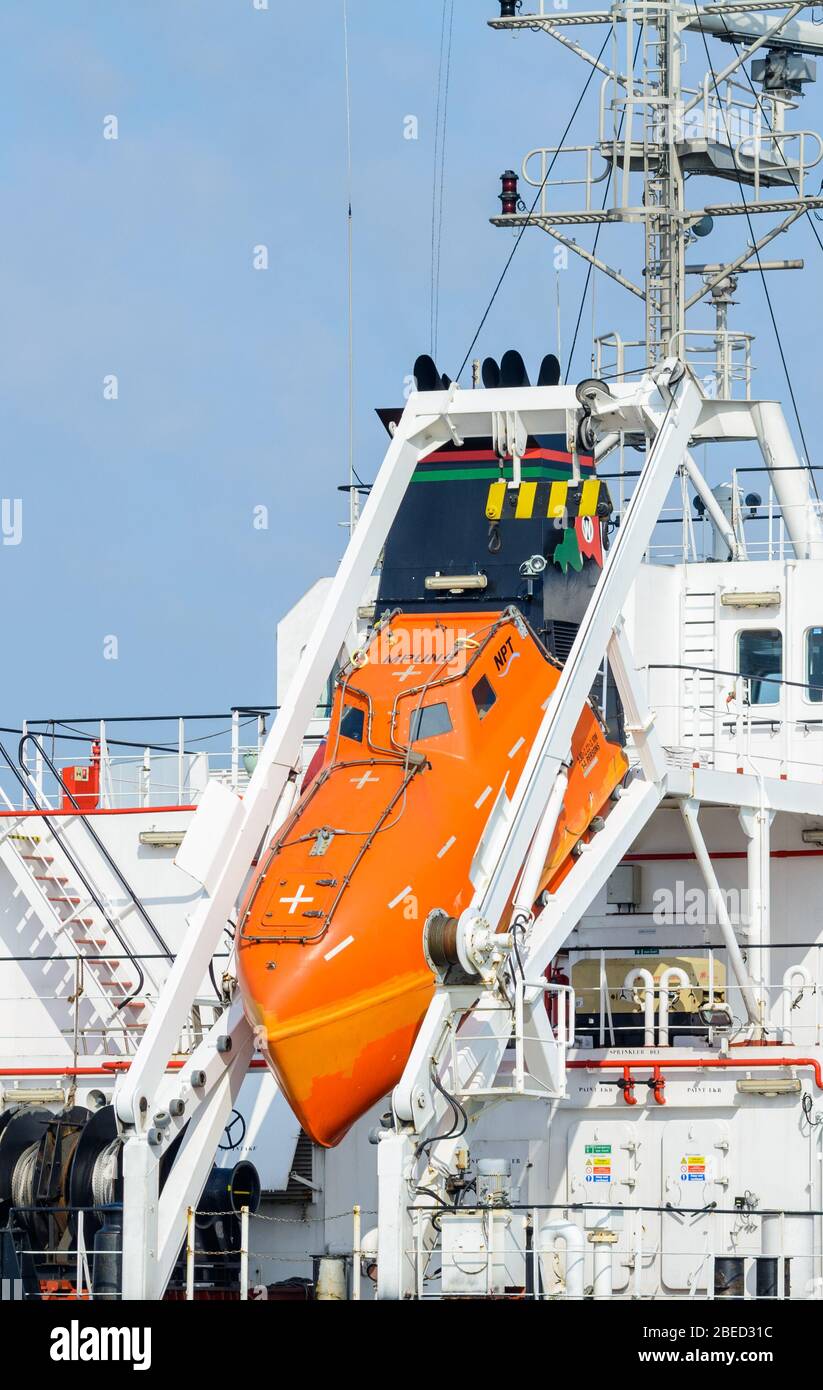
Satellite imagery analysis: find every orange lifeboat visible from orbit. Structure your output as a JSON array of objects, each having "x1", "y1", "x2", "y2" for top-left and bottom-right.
[{"x1": 237, "y1": 607, "x2": 627, "y2": 1147}]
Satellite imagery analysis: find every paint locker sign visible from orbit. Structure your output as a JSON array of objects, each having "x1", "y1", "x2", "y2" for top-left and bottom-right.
[
  {"x1": 679, "y1": 1152, "x2": 714, "y2": 1183},
  {"x1": 584, "y1": 1143, "x2": 612, "y2": 1183},
  {"x1": 568, "y1": 1125, "x2": 631, "y2": 1204}
]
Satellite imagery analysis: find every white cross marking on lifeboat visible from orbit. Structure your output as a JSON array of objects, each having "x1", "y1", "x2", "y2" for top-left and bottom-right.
[
  {"x1": 279, "y1": 884, "x2": 314, "y2": 915},
  {"x1": 392, "y1": 664, "x2": 421, "y2": 682},
  {"x1": 350, "y1": 770, "x2": 380, "y2": 790}
]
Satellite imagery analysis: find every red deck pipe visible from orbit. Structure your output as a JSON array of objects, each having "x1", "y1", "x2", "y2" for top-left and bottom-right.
[
  {"x1": 568, "y1": 1054, "x2": 823, "y2": 1103},
  {"x1": 0, "y1": 1059, "x2": 268, "y2": 1078}
]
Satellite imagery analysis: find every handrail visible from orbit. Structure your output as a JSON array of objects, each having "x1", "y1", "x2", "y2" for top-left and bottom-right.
[
  {"x1": 26, "y1": 705, "x2": 280, "y2": 725},
  {"x1": 17, "y1": 734, "x2": 174, "y2": 962},
  {"x1": 648, "y1": 661, "x2": 823, "y2": 698},
  {"x1": 0, "y1": 741, "x2": 147, "y2": 1010},
  {"x1": 1, "y1": 727, "x2": 201, "y2": 754}
]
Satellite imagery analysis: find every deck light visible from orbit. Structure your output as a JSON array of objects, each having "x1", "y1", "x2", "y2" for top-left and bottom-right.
[
  {"x1": 138, "y1": 830, "x2": 186, "y2": 848},
  {"x1": 425, "y1": 573, "x2": 488, "y2": 592},
  {"x1": 719, "y1": 590, "x2": 781, "y2": 609},
  {"x1": 736, "y1": 1077, "x2": 802, "y2": 1096},
  {"x1": 499, "y1": 1, "x2": 521, "y2": 16}
]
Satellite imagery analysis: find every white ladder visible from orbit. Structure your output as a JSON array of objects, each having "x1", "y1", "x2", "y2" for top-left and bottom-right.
[
  {"x1": 681, "y1": 588, "x2": 717, "y2": 763},
  {"x1": 0, "y1": 817, "x2": 148, "y2": 1053}
]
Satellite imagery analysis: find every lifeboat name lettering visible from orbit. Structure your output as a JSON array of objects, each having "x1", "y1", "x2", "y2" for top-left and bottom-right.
[
  {"x1": 578, "y1": 733, "x2": 599, "y2": 774},
  {"x1": 493, "y1": 637, "x2": 515, "y2": 673}
]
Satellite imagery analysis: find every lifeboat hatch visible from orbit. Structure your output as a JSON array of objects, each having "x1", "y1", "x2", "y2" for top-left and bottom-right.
[{"x1": 246, "y1": 758, "x2": 416, "y2": 946}]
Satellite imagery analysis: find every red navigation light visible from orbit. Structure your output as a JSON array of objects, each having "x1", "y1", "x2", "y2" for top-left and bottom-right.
[{"x1": 499, "y1": 169, "x2": 520, "y2": 216}]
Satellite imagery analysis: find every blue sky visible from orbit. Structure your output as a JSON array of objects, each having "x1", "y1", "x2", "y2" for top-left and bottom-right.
[{"x1": 1, "y1": 0, "x2": 821, "y2": 738}]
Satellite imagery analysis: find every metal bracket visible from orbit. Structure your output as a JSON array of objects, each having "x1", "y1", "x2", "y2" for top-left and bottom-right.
[{"x1": 492, "y1": 409, "x2": 528, "y2": 488}]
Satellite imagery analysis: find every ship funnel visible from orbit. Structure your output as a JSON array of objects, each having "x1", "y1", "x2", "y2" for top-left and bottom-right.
[
  {"x1": 538, "y1": 353, "x2": 561, "y2": 386},
  {"x1": 482, "y1": 356, "x2": 501, "y2": 388},
  {"x1": 413, "y1": 354, "x2": 450, "y2": 392},
  {"x1": 499, "y1": 349, "x2": 530, "y2": 388}
]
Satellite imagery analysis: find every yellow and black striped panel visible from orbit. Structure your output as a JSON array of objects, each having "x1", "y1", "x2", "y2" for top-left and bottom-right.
[{"x1": 485, "y1": 477, "x2": 610, "y2": 522}]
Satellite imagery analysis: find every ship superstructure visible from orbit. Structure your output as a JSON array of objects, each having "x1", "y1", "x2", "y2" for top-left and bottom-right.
[{"x1": 4, "y1": 1, "x2": 823, "y2": 1303}]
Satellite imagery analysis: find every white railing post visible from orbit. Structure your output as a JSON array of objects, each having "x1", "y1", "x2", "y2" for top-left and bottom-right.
[
  {"x1": 186, "y1": 1206, "x2": 195, "y2": 1300},
  {"x1": 231, "y1": 710, "x2": 240, "y2": 791},
  {"x1": 240, "y1": 1205, "x2": 249, "y2": 1301},
  {"x1": 352, "y1": 1204, "x2": 361, "y2": 1302},
  {"x1": 21, "y1": 720, "x2": 30, "y2": 809},
  {"x1": 99, "y1": 720, "x2": 110, "y2": 809},
  {"x1": 599, "y1": 950, "x2": 607, "y2": 1047},
  {"x1": 34, "y1": 740, "x2": 44, "y2": 804},
  {"x1": 77, "y1": 1207, "x2": 85, "y2": 1298},
  {"x1": 178, "y1": 718, "x2": 185, "y2": 803},
  {"x1": 515, "y1": 977, "x2": 525, "y2": 1093}
]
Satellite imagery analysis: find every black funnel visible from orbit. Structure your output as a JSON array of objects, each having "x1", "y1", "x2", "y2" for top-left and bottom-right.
[
  {"x1": 481, "y1": 357, "x2": 501, "y2": 388},
  {"x1": 413, "y1": 354, "x2": 450, "y2": 391},
  {"x1": 538, "y1": 353, "x2": 561, "y2": 386},
  {"x1": 500, "y1": 349, "x2": 530, "y2": 388}
]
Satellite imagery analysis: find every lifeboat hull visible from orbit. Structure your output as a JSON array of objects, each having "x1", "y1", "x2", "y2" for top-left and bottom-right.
[{"x1": 238, "y1": 610, "x2": 626, "y2": 1146}]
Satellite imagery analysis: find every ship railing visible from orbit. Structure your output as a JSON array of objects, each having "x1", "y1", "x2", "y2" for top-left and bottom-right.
[
  {"x1": 0, "y1": 951, "x2": 230, "y2": 1064},
  {"x1": 595, "y1": 68, "x2": 807, "y2": 195},
  {"x1": 521, "y1": 142, "x2": 611, "y2": 216},
  {"x1": 594, "y1": 329, "x2": 754, "y2": 400},
  {"x1": 4, "y1": 1198, "x2": 344, "y2": 1301},
  {"x1": 642, "y1": 660, "x2": 823, "y2": 782},
  {"x1": 571, "y1": 941, "x2": 823, "y2": 1052},
  {"x1": 4, "y1": 1202, "x2": 255, "y2": 1301},
  {"x1": 0, "y1": 706, "x2": 331, "y2": 814},
  {"x1": 669, "y1": 329, "x2": 753, "y2": 400},
  {"x1": 734, "y1": 127, "x2": 823, "y2": 201},
  {"x1": 598, "y1": 74, "x2": 707, "y2": 160},
  {"x1": 696, "y1": 72, "x2": 773, "y2": 151},
  {"x1": 510, "y1": 69, "x2": 799, "y2": 226},
  {"x1": 405, "y1": 1200, "x2": 822, "y2": 1301},
  {"x1": 685, "y1": 73, "x2": 818, "y2": 202},
  {"x1": 642, "y1": 499, "x2": 810, "y2": 562},
  {"x1": 593, "y1": 455, "x2": 823, "y2": 563},
  {"x1": 7, "y1": 1197, "x2": 818, "y2": 1301}
]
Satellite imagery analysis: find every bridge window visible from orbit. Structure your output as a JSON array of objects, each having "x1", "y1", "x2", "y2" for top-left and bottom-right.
[
  {"x1": 339, "y1": 704, "x2": 365, "y2": 742},
  {"x1": 737, "y1": 629, "x2": 782, "y2": 705},
  {"x1": 472, "y1": 675, "x2": 497, "y2": 719},
  {"x1": 410, "y1": 702, "x2": 453, "y2": 742},
  {"x1": 807, "y1": 628, "x2": 823, "y2": 703}
]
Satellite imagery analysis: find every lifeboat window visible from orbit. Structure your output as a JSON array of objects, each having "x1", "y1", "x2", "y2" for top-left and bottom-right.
[
  {"x1": 737, "y1": 629, "x2": 782, "y2": 705},
  {"x1": 807, "y1": 628, "x2": 823, "y2": 703},
  {"x1": 472, "y1": 674, "x2": 496, "y2": 720},
  {"x1": 410, "y1": 702, "x2": 453, "y2": 742},
  {"x1": 339, "y1": 704, "x2": 365, "y2": 742}
]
